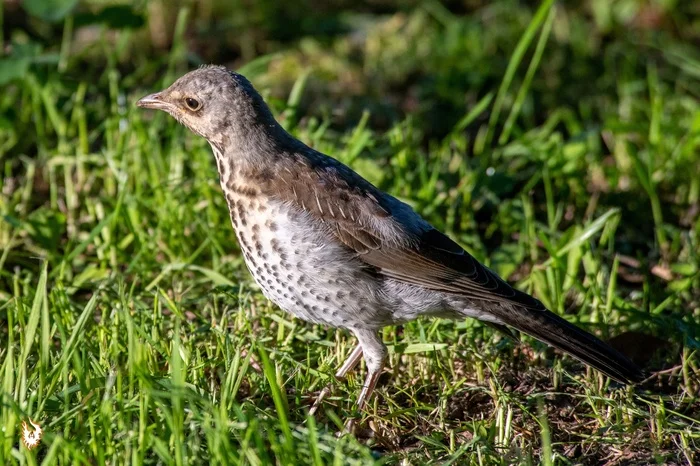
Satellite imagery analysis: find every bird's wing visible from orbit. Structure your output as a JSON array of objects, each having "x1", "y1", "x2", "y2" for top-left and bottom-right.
[
  {"x1": 275, "y1": 154, "x2": 544, "y2": 311},
  {"x1": 358, "y1": 227, "x2": 546, "y2": 311}
]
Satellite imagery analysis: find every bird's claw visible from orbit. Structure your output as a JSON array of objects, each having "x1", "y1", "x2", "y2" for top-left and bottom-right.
[
  {"x1": 340, "y1": 417, "x2": 357, "y2": 436},
  {"x1": 309, "y1": 384, "x2": 332, "y2": 416}
]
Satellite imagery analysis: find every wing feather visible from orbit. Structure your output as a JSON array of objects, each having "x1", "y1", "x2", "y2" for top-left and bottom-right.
[{"x1": 269, "y1": 154, "x2": 543, "y2": 310}]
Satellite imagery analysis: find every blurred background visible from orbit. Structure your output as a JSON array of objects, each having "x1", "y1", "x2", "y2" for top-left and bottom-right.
[{"x1": 3, "y1": 0, "x2": 699, "y2": 139}]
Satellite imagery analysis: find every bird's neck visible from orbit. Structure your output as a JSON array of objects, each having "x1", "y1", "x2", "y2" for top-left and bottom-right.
[
  {"x1": 211, "y1": 117, "x2": 313, "y2": 182},
  {"x1": 209, "y1": 129, "x2": 292, "y2": 202}
]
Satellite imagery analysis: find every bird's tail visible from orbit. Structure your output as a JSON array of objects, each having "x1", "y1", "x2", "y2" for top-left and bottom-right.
[{"x1": 489, "y1": 306, "x2": 645, "y2": 384}]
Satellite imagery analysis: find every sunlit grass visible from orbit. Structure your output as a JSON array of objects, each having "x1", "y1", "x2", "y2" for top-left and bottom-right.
[{"x1": 1, "y1": 1, "x2": 699, "y2": 464}]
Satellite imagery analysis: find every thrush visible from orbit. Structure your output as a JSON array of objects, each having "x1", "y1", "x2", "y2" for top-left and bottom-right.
[{"x1": 137, "y1": 66, "x2": 644, "y2": 429}]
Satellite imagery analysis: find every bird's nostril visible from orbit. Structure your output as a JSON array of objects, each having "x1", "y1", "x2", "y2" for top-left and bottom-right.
[{"x1": 136, "y1": 93, "x2": 165, "y2": 109}]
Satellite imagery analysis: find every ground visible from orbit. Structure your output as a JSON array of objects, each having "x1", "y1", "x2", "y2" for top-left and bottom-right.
[{"x1": 1, "y1": 0, "x2": 699, "y2": 464}]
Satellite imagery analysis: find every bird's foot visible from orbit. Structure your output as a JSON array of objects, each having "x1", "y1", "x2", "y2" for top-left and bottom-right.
[
  {"x1": 310, "y1": 344, "x2": 364, "y2": 417},
  {"x1": 308, "y1": 384, "x2": 332, "y2": 416},
  {"x1": 340, "y1": 417, "x2": 357, "y2": 437}
]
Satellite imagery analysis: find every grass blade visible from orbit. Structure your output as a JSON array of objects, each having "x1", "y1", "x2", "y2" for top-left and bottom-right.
[{"x1": 484, "y1": 0, "x2": 556, "y2": 150}]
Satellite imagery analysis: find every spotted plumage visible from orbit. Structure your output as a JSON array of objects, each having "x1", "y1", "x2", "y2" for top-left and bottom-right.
[{"x1": 137, "y1": 65, "x2": 644, "y2": 431}]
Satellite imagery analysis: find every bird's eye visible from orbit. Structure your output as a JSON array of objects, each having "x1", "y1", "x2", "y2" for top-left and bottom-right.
[{"x1": 184, "y1": 97, "x2": 201, "y2": 111}]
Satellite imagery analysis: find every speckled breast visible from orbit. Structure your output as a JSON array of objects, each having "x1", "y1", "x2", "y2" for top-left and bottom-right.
[{"x1": 222, "y1": 182, "x2": 376, "y2": 329}]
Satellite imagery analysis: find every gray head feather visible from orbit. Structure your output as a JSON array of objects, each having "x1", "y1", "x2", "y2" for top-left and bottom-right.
[{"x1": 137, "y1": 65, "x2": 288, "y2": 155}]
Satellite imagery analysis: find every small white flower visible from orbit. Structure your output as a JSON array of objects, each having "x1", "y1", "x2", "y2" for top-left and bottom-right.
[{"x1": 21, "y1": 419, "x2": 42, "y2": 450}]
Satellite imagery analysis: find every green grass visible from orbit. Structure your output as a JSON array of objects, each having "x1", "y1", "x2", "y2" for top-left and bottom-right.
[{"x1": 2, "y1": 0, "x2": 700, "y2": 464}]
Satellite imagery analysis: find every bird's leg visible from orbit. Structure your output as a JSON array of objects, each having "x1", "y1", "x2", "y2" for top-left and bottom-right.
[
  {"x1": 355, "y1": 366, "x2": 382, "y2": 410},
  {"x1": 342, "y1": 368, "x2": 384, "y2": 434},
  {"x1": 335, "y1": 343, "x2": 365, "y2": 378},
  {"x1": 343, "y1": 330, "x2": 387, "y2": 434},
  {"x1": 309, "y1": 343, "x2": 363, "y2": 415}
]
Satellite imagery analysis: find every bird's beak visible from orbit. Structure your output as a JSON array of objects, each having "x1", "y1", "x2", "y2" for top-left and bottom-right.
[{"x1": 136, "y1": 92, "x2": 171, "y2": 111}]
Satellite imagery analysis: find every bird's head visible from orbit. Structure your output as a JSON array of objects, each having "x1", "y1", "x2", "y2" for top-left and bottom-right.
[{"x1": 137, "y1": 65, "x2": 278, "y2": 152}]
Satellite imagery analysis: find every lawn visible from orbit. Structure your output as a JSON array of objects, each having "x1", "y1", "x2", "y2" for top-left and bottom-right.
[{"x1": 1, "y1": 0, "x2": 699, "y2": 464}]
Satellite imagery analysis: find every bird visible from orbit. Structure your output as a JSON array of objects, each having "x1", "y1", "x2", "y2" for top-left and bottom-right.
[{"x1": 137, "y1": 65, "x2": 644, "y2": 431}]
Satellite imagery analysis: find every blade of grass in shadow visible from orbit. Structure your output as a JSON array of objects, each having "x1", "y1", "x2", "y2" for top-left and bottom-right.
[
  {"x1": 56, "y1": 211, "x2": 115, "y2": 280},
  {"x1": 453, "y1": 92, "x2": 494, "y2": 133},
  {"x1": 305, "y1": 415, "x2": 324, "y2": 466},
  {"x1": 237, "y1": 52, "x2": 282, "y2": 79},
  {"x1": 342, "y1": 110, "x2": 372, "y2": 166},
  {"x1": 628, "y1": 63, "x2": 669, "y2": 255},
  {"x1": 256, "y1": 343, "x2": 294, "y2": 460},
  {"x1": 1, "y1": 305, "x2": 16, "y2": 464},
  {"x1": 17, "y1": 262, "x2": 47, "y2": 408},
  {"x1": 38, "y1": 289, "x2": 99, "y2": 413},
  {"x1": 603, "y1": 255, "x2": 621, "y2": 328},
  {"x1": 164, "y1": 7, "x2": 189, "y2": 86},
  {"x1": 535, "y1": 208, "x2": 620, "y2": 269},
  {"x1": 171, "y1": 319, "x2": 186, "y2": 466},
  {"x1": 499, "y1": 5, "x2": 555, "y2": 145},
  {"x1": 484, "y1": 0, "x2": 555, "y2": 151},
  {"x1": 538, "y1": 397, "x2": 553, "y2": 466},
  {"x1": 39, "y1": 264, "x2": 51, "y2": 407},
  {"x1": 281, "y1": 70, "x2": 310, "y2": 131},
  {"x1": 146, "y1": 263, "x2": 237, "y2": 291}
]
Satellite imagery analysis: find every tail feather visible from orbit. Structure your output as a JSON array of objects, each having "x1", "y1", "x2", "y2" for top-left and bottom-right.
[{"x1": 491, "y1": 307, "x2": 645, "y2": 384}]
